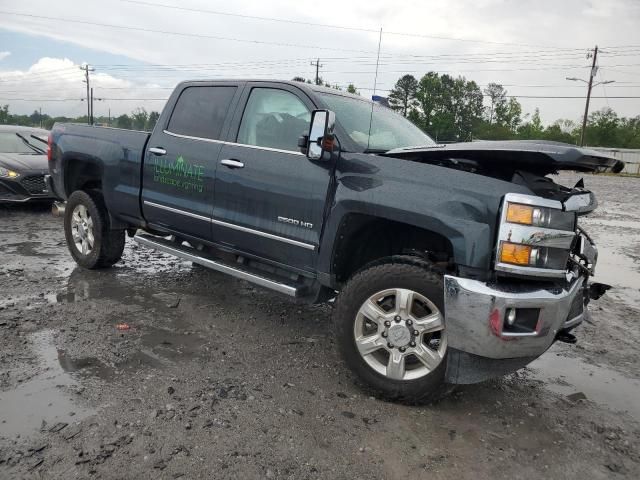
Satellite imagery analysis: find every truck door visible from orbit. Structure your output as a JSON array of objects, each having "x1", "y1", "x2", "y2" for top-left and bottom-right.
[
  {"x1": 141, "y1": 84, "x2": 241, "y2": 240},
  {"x1": 212, "y1": 83, "x2": 332, "y2": 270}
]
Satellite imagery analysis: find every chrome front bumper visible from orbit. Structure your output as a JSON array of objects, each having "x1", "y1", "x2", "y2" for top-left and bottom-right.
[{"x1": 444, "y1": 274, "x2": 587, "y2": 360}]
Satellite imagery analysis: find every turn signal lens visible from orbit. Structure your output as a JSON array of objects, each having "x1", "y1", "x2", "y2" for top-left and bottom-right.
[
  {"x1": 499, "y1": 241, "x2": 532, "y2": 266},
  {"x1": 506, "y1": 203, "x2": 535, "y2": 225}
]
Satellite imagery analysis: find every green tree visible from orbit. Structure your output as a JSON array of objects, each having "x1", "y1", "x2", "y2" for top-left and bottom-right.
[
  {"x1": 411, "y1": 73, "x2": 483, "y2": 141},
  {"x1": 495, "y1": 97, "x2": 522, "y2": 131},
  {"x1": 146, "y1": 111, "x2": 160, "y2": 131},
  {"x1": 0, "y1": 105, "x2": 9, "y2": 124},
  {"x1": 130, "y1": 108, "x2": 149, "y2": 130},
  {"x1": 517, "y1": 108, "x2": 545, "y2": 139},
  {"x1": 388, "y1": 74, "x2": 418, "y2": 117},
  {"x1": 346, "y1": 84, "x2": 360, "y2": 95},
  {"x1": 483, "y1": 83, "x2": 506, "y2": 124},
  {"x1": 115, "y1": 114, "x2": 132, "y2": 130}
]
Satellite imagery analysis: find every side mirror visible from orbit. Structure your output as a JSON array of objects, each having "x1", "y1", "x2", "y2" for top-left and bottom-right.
[{"x1": 303, "y1": 109, "x2": 336, "y2": 161}]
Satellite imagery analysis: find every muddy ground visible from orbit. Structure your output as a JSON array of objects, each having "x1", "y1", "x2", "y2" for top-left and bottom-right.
[{"x1": 0, "y1": 173, "x2": 639, "y2": 479}]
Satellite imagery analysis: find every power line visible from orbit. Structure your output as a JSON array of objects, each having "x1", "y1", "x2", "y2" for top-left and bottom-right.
[
  {"x1": 0, "y1": 10, "x2": 377, "y2": 54},
  {"x1": 117, "y1": 0, "x2": 581, "y2": 49}
]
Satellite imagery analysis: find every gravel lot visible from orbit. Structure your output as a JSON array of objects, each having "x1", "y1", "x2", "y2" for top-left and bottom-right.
[{"x1": 1, "y1": 173, "x2": 639, "y2": 479}]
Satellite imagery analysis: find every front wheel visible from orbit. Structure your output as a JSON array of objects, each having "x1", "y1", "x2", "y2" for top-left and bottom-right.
[
  {"x1": 333, "y1": 258, "x2": 449, "y2": 403},
  {"x1": 64, "y1": 190, "x2": 125, "y2": 269}
]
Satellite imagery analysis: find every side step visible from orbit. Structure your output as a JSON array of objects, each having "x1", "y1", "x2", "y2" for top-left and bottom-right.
[{"x1": 134, "y1": 234, "x2": 300, "y2": 297}]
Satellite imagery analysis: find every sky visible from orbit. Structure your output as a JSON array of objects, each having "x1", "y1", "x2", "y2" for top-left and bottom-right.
[{"x1": 0, "y1": 0, "x2": 639, "y2": 123}]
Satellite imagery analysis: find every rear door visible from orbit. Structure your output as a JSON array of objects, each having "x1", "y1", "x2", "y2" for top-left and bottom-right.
[
  {"x1": 141, "y1": 83, "x2": 241, "y2": 240},
  {"x1": 212, "y1": 83, "x2": 332, "y2": 270}
]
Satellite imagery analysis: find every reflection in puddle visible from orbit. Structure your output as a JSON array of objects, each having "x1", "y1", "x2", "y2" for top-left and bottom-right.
[
  {"x1": 0, "y1": 330, "x2": 98, "y2": 439},
  {"x1": 528, "y1": 349, "x2": 640, "y2": 421}
]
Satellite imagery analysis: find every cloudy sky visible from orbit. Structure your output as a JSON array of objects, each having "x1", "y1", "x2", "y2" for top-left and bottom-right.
[{"x1": 0, "y1": 0, "x2": 639, "y2": 123}]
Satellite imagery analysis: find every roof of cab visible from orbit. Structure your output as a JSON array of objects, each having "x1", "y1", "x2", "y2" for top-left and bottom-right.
[{"x1": 176, "y1": 79, "x2": 369, "y2": 102}]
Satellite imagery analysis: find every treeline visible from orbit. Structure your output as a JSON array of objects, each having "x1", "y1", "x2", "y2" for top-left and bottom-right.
[
  {"x1": 2, "y1": 74, "x2": 639, "y2": 149},
  {"x1": 0, "y1": 105, "x2": 161, "y2": 132},
  {"x1": 387, "y1": 73, "x2": 640, "y2": 148}
]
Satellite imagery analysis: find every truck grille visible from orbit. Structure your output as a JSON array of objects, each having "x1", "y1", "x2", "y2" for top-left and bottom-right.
[{"x1": 20, "y1": 175, "x2": 47, "y2": 195}]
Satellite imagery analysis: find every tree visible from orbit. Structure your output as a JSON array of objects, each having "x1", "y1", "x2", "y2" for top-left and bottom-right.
[
  {"x1": 517, "y1": 108, "x2": 545, "y2": 139},
  {"x1": 146, "y1": 111, "x2": 160, "y2": 131},
  {"x1": 388, "y1": 75, "x2": 418, "y2": 117},
  {"x1": 410, "y1": 72, "x2": 483, "y2": 141},
  {"x1": 291, "y1": 76, "x2": 306, "y2": 83},
  {"x1": 495, "y1": 97, "x2": 522, "y2": 131},
  {"x1": 0, "y1": 104, "x2": 10, "y2": 124},
  {"x1": 115, "y1": 114, "x2": 132, "y2": 130},
  {"x1": 130, "y1": 108, "x2": 149, "y2": 130},
  {"x1": 484, "y1": 83, "x2": 506, "y2": 124},
  {"x1": 346, "y1": 84, "x2": 360, "y2": 95}
]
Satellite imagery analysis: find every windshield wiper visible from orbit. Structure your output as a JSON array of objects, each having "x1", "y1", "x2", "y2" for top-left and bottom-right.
[
  {"x1": 15, "y1": 132, "x2": 45, "y2": 154},
  {"x1": 30, "y1": 134, "x2": 48, "y2": 145}
]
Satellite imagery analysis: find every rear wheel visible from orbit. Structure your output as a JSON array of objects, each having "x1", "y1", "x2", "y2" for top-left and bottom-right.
[
  {"x1": 334, "y1": 257, "x2": 449, "y2": 403},
  {"x1": 64, "y1": 190, "x2": 125, "y2": 269}
]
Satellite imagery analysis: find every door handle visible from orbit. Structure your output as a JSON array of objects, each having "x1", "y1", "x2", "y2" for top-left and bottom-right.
[
  {"x1": 149, "y1": 147, "x2": 167, "y2": 156},
  {"x1": 220, "y1": 159, "x2": 244, "y2": 169}
]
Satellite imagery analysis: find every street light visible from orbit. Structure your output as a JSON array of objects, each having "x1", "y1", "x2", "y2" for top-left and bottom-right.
[{"x1": 566, "y1": 70, "x2": 615, "y2": 146}]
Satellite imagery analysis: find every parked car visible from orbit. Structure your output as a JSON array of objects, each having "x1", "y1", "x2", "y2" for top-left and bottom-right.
[
  {"x1": 47, "y1": 80, "x2": 622, "y2": 402},
  {"x1": 0, "y1": 125, "x2": 54, "y2": 203}
]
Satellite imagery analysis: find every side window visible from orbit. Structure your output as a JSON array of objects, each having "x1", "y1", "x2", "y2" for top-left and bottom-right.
[
  {"x1": 237, "y1": 88, "x2": 311, "y2": 151},
  {"x1": 167, "y1": 86, "x2": 236, "y2": 140}
]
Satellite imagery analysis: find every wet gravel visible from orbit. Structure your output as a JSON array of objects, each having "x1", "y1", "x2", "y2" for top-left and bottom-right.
[{"x1": 1, "y1": 173, "x2": 639, "y2": 479}]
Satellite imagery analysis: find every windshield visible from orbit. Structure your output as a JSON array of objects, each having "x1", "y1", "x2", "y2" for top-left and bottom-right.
[
  {"x1": 320, "y1": 93, "x2": 435, "y2": 152},
  {"x1": 0, "y1": 132, "x2": 42, "y2": 154}
]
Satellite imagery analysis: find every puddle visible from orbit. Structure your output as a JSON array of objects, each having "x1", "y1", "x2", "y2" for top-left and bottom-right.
[
  {"x1": 0, "y1": 330, "x2": 99, "y2": 439},
  {"x1": 528, "y1": 349, "x2": 640, "y2": 421},
  {"x1": 581, "y1": 217, "x2": 640, "y2": 307}
]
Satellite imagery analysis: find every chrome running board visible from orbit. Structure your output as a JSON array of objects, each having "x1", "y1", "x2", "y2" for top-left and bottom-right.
[{"x1": 134, "y1": 234, "x2": 300, "y2": 297}]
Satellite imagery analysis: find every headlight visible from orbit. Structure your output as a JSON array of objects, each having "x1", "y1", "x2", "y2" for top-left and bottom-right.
[
  {"x1": 0, "y1": 167, "x2": 20, "y2": 178},
  {"x1": 505, "y1": 202, "x2": 575, "y2": 231},
  {"x1": 496, "y1": 194, "x2": 577, "y2": 279},
  {"x1": 499, "y1": 241, "x2": 573, "y2": 270}
]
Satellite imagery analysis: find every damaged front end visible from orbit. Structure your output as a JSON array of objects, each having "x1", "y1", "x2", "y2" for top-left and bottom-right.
[{"x1": 386, "y1": 141, "x2": 623, "y2": 383}]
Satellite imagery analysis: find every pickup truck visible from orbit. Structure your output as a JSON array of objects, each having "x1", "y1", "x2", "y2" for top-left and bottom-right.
[{"x1": 47, "y1": 80, "x2": 622, "y2": 403}]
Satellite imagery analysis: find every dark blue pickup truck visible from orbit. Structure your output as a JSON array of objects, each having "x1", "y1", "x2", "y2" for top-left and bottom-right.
[{"x1": 47, "y1": 80, "x2": 622, "y2": 402}]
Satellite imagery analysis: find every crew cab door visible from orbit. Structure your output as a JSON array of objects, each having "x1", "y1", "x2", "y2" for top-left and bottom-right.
[
  {"x1": 212, "y1": 83, "x2": 332, "y2": 270},
  {"x1": 141, "y1": 84, "x2": 241, "y2": 240}
]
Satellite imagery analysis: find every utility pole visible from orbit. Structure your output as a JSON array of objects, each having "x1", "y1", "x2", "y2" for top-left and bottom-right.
[
  {"x1": 39, "y1": 107, "x2": 42, "y2": 128},
  {"x1": 581, "y1": 46, "x2": 598, "y2": 147},
  {"x1": 79, "y1": 63, "x2": 94, "y2": 125},
  {"x1": 566, "y1": 46, "x2": 615, "y2": 147},
  {"x1": 310, "y1": 58, "x2": 323, "y2": 85},
  {"x1": 90, "y1": 87, "x2": 94, "y2": 125}
]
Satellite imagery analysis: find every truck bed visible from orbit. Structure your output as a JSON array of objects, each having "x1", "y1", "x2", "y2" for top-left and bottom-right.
[{"x1": 50, "y1": 123, "x2": 151, "y2": 225}]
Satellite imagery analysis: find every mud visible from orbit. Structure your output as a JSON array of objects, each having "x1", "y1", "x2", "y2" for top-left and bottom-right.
[{"x1": 0, "y1": 173, "x2": 639, "y2": 479}]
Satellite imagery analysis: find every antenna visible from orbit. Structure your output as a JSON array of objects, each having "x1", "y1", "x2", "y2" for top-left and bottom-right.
[{"x1": 366, "y1": 28, "x2": 383, "y2": 152}]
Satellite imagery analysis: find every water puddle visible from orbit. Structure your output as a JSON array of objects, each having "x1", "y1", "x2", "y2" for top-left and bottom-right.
[
  {"x1": 0, "y1": 330, "x2": 99, "y2": 439},
  {"x1": 581, "y1": 218, "x2": 640, "y2": 307},
  {"x1": 528, "y1": 349, "x2": 640, "y2": 421}
]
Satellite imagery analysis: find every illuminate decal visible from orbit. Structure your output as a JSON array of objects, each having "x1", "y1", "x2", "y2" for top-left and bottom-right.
[{"x1": 153, "y1": 155, "x2": 205, "y2": 193}]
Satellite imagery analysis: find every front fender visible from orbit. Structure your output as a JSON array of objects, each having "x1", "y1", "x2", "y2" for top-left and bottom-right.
[{"x1": 317, "y1": 153, "x2": 532, "y2": 278}]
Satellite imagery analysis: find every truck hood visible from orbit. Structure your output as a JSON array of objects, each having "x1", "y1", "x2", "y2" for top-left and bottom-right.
[{"x1": 385, "y1": 140, "x2": 625, "y2": 175}]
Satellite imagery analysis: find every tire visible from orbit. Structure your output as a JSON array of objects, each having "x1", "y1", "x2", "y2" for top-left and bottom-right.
[
  {"x1": 64, "y1": 190, "x2": 125, "y2": 269},
  {"x1": 333, "y1": 256, "x2": 449, "y2": 404}
]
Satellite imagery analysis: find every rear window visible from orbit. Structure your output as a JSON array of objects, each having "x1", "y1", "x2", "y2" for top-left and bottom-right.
[{"x1": 167, "y1": 86, "x2": 237, "y2": 140}]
